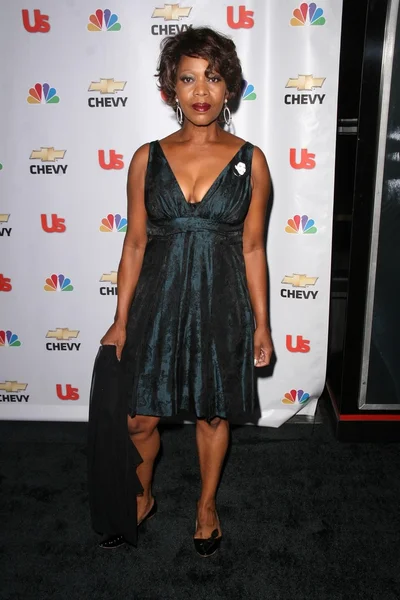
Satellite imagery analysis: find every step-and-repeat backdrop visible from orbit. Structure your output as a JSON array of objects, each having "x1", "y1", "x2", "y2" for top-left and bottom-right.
[{"x1": 0, "y1": 1, "x2": 343, "y2": 425}]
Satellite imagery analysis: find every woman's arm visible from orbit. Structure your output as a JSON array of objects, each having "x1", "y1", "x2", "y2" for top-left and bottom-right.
[
  {"x1": 114, "y1": 143, "x2": 150, "y2": 326},
  {"x1": 243, "y1": 146, "x2": 273, "y2": 367},
  {"x1": 100, "y1": 143, "x2": 149, "y2": 358}
]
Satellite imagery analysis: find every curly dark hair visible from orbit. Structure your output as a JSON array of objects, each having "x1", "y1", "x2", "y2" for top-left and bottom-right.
[{"x1": 155, "y1": 27, "x2": 243, "y2": 108}]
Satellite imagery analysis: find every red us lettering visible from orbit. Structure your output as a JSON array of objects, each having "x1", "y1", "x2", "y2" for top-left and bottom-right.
[
  {"x1": 227, "y1": 6, "x2": 254, "y2": 29},
  {"x1": 98, "y1": 150, "x2": 124, "y2": 170},
  {"x1": 22, "y1": 9, "x2": 50, "y2": 33},
  {"x1": 0, "y1": 274, "x2": 12, "y2": 292},
  {"x1": 289, "y1": 148, "x2": 316, "y2": 170},
  {"x1": 56, "y1": 384, "x2": 79, "y2": 401},
  {"x1": 41, "y1": 214, "x2": 66, "y2": 233},
  {"x1": 286, "y1": 335, "x2": 311, "y2": 353}
]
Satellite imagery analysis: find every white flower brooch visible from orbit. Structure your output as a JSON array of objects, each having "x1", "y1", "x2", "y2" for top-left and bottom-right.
[{"x1": 234, "y1": 161, "x2": 246, "y2": 177}]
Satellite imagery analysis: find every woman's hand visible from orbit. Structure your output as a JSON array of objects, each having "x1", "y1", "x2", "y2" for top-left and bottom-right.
[
  {"x1": 254, "y1": 325, "x2": 273, "y2": 367},
  {"x1": 100, "y1": 321, "x2": 127, "y2": 361}
]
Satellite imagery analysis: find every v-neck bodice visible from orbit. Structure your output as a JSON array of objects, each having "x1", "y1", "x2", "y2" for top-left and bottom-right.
[
  {"x1": 145, "y1": 140, "x2": 254, "y2": 229},
  {"x1": 156, "y1": 140, "x2": 250, "y2": 207}
]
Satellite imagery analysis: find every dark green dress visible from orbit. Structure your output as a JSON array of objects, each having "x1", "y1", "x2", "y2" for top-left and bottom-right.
[{"x1": 121, "y1": 140, "x2": 257, "y2": 421}]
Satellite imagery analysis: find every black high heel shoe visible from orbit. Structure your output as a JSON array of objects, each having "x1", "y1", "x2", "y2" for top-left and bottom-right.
[
  {"x1": 98, "y1": 533, "x2": 126, "y2": 549},
  {"x1": 193, "y1": 516, "x2": 222, "y2": 557},
  {"x1": 98, "y1": 497, "x2": 157, "y2": 549}
]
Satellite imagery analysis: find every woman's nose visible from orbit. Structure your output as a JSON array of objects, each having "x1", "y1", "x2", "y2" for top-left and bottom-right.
[{"x1": 194, "y1": 80, "x2": 209, "y2": 96}]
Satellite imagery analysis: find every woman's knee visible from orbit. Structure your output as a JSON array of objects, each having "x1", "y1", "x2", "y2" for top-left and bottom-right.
[
  {"x1": 127, "y1": 414, "x2": 160, "y2": 438},
  {"x1": 197, "y1": 416, "x2": 223, "y2": 431},
  {"x1": 209, "y1": 417, "x2": 222, "y2": 429}
]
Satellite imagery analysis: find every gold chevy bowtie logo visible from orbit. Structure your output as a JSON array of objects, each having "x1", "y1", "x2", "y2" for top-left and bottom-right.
[
  {"x1": 286, "y1": 75, "x2": 326, "y2": 91},
  {"x1": 152, "y1": 3, "x2": 192, "y2": 20},
  {"x1": 0, "y1": 381, "x2": 28, "y2": 393},
  {"x1": 30, "y1": 148, "x2": 66, "y2": 162},
  {"x1": 0, "y1": 214, "x2": 10, "y2": 223},
  {"x1": 282, "y1": 274, "x2": 318, "y2": 288},
  {"x1": 46, "y1": 328, "x2": 80, "y2": 340},
  {"x1": 100, "y1": 271, "x2": 118, "y2": 284},
  {"x1": 88, "y1": 79, "x2": 126, "y2": 94}
]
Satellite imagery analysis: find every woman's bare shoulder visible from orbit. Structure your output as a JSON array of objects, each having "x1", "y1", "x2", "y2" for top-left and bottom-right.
[
  {"x1": 128, "y1": 142, "x2": 152, "y2": 173},
  {"x1": 251, "y1": 145, "x2": 268, "y2": 167},
  {"x1": 250, "y1": 145, "x2": 270, "y2": 190}
]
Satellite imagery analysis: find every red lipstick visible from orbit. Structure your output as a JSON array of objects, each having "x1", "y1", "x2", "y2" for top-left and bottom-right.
[{"x1": 192, "y1": 103, "x2": 211, "y2": 112}]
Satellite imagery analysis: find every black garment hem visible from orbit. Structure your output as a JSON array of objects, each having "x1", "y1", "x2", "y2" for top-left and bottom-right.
[
  {"x1": 127, "y1": 408, "x2": 256, "y2": 424},
  {"x1": 88, "y1": 345, "x2": 143, "y2": 546}
]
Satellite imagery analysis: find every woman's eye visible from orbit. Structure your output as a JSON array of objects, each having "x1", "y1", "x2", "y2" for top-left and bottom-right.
[{"x1": 180, "y1": 75, "x2": 221, "y2": 83}]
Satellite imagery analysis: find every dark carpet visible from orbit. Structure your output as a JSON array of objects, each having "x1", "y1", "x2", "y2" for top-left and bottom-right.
[{"x1": 1, "y1": 411, "x2": 400, "y2": 600}]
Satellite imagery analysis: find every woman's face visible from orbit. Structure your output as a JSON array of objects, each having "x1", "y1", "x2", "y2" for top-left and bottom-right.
[{"x1": 175, "y1": 55, "x2": 228, "y2": 126}]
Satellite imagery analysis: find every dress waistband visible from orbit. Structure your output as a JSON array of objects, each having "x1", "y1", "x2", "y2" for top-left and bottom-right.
[{"x1": 147, "y1": 217, "x2": 244, "y2": 238}]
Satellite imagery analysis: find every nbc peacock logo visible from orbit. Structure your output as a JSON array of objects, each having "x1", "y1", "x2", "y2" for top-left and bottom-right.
[
  {"x1": 100, "y1": 213, "x2": 127, "y2": 232},
  {"x1": 0, "y1": 331, "x2": 22, "y2": 347},
  {"x1": 87, "y1": 9, "x2": 121, "y2": 31},
  {"x1": 44, "y1": 274, "x2": 74, "y2": 292},
  {"x1": 282, "y1": 389, "x2": 310, "y2": 405},
  {"x1": 290, "y1": 3, "x2": 326, "y2": 26},
  {"x1": 285, "y1": 215, "x2": 317, "y2": 234},
  {"x1": 27, "y1": 83, "x2": 60, "y2": 104},
  {"x1": 242, "y1": 80, "x2": 256, "y2": 101}
]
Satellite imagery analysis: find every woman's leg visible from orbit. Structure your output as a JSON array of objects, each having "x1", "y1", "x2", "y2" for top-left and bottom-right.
[
  {"x1": 195, "y1": 417, "x2": 229, "y2": 538},
  {"x1": 127, "y1": 414, "x2": 160, "y2": 522}
]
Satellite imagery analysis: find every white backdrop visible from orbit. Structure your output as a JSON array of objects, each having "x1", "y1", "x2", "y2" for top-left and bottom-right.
[{"x1": 0, "y1": 1, "x2": 343, "y2": 426}]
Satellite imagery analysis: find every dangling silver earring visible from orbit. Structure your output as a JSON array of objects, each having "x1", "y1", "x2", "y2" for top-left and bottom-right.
[
  {"x1": 175, "y1": 98, "x2": 183, "y2": 125},
  {"x1": 223, "y1": 99, "x2": 231, "y2": 126}
]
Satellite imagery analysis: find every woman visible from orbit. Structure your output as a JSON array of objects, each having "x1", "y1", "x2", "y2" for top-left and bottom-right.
[{"x1": 98, "y1": 26, "x2": 273, "y2": 556}]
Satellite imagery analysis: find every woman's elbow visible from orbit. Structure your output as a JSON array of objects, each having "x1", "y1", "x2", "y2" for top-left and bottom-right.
[
  {"x1": 123, "y1": 232, "x2": 148, "y2": 253},
  {"x1": 243, "y1": 241, "x2": 266, "y2": 255}
]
